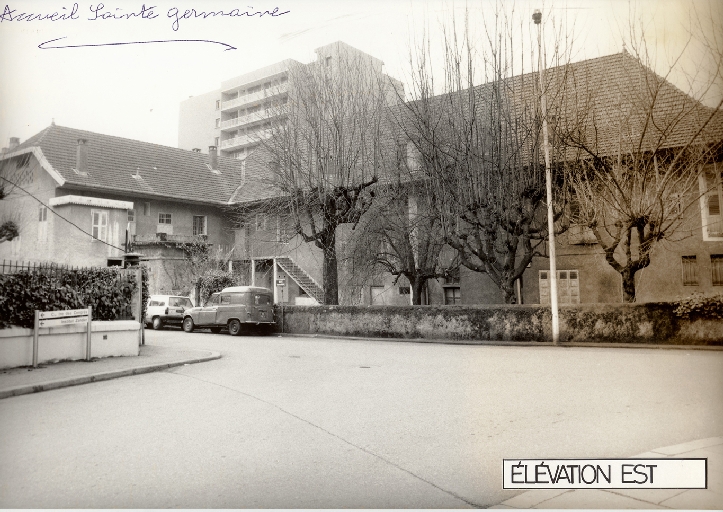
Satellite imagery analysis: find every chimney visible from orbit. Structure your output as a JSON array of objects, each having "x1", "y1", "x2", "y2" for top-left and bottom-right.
[
  {"x1": 192, "y1": 148, "x2": 201, "y2": 152},
  {"x1": 8, "y1": 137, "x2": 19, "y2": 150},
  {"x1": 209, "y1": 145, "x2": 218, "y2": 170},
  {"x1": 76, "y1": 139, "x2": 88, "y2": 174}
]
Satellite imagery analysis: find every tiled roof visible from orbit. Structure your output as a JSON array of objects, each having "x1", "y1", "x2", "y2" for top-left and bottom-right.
[
  {"x1": 398, "y1": 51, "x2": 723, "y2": 163},
  {"x1": 10, "y1": 124, "x2": 247, "y2": 205}
]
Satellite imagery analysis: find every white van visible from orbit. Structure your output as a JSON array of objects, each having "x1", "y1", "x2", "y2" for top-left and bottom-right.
[{"x1": 145, "y1": 295, "x2": 194, "y2": 330}]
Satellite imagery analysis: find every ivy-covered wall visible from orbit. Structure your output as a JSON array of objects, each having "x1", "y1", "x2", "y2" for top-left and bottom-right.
[{"x1": 277, "y1": 303, "x2": 723, "y2": 345}]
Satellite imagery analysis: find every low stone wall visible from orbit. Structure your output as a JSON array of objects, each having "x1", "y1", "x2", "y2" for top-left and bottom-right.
[
  {"x1": 277, "y1": 304, "x2": 723, "y2": 345},
  {"x1": 0, "y1": 321, "x2": 140, "y2": 369}
]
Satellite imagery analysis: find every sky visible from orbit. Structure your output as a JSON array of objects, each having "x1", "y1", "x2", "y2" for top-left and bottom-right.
[{"x1": 1, "y1": 0, "x2": 721, "y2": 150}]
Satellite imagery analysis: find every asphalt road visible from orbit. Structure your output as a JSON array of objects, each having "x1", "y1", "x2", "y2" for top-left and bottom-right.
[{"x1": 1, "y1": 330, "x2": 722, "y2": 508}]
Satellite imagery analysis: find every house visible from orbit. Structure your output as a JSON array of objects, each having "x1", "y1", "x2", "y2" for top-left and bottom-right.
[
  {"x1": 4, "y1": 49, "x2": 720, "y2": 307},
  {"x1": 0, "y1": 123, "x2": 246, "y2": 297},
  {"x1": 228, "y1": 49, "x2": 723, "y2": 306}
]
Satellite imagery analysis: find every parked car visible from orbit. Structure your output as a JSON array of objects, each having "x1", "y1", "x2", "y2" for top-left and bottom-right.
[
  {"x1": 145, "y1": 295, "x2": 194, "y2": 330},
  {"x1": 182, "y1": 286, "x2": 275, "y2": 336}
]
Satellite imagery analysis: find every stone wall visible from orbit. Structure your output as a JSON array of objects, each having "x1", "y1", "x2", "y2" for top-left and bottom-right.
[{"x1": 276, "y1": 304, "x2": 723, "y2": 345}]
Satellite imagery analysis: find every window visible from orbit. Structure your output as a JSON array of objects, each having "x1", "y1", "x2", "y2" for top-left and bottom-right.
[
  {"x1": 567, "y1": 199, "x2": 597, "y2": 244},
  {"x1": 276, "y1": 215, "x2": 290, "y2": 243},
  {"x1": 255, "y1": 294, "x2": 272, "y2": 305},
  {"x1": 700, "y1": 164, "x2": 723, "y2": 239},
  {"x1": 406, "y1": 142, "x2": 422, "y2": 171},
  {"x1": 215, "y1": 99, "x2": 220, "y2": 110},
  {"x1": 444, "y1": 287, "x2": 461, "y2": 305},
  {"x1": 682, "y1": 256, "x2": 699, "y2": 286},
  {"x1": 144, "y1": 202, "x2": 151, "y2": 216},
  {"x1": 325, "y1": 56, "x2": 332, "y2": 66},
  {"x1": 215, "y1": 118, "x2": 220, "y2": 128},
  {"x1": 399, "y1": 286, "x2": 410, "y2": 295},
  {"x1": 371, "y1": 286, "x2": 386, "y2": 305},
  {"x1": 443, "y1": 267, "x2": 460, "y2": 285},
  {"x1": 214, "y1": 137, "x2": 220, "y2": 147},
  {"x1": 10, "y1": 234, "x2": 21, "y2": 258},
  {"x1": 193, "y1": 215, "x2": 207, "y2": 236},
  {"x1": 157, "y1": 212, "x2": 173, "y2": 235},
  {"x1": 38, "y1": 205, "x2": 48, "y2": 242},
  {"x1": 169, "y1": 297, "x2": 192, "y2": 308},
  {"x1": 539, "y1": 270, "x2": 580, "y2": 304},
  {"x1": 91, "y1": 210, "x2": 109, "y2": 242},
  {"x1": 711, "y1": 255, "x2": 723, "y2": 286},
  {"x1": 127, "y1": 209, "x2": 135, "y2": 222},
  {"x1": 255, "y1": 213, "x2": 267, "y2": 231}
]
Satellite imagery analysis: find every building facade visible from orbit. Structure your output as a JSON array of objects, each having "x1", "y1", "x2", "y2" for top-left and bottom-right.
[
  {"x1": 178, "y1": 41, "x2": 404, "y2": 160},
  {"x1": 0, "y1": 124, "x2": 245, "y2": 297}
]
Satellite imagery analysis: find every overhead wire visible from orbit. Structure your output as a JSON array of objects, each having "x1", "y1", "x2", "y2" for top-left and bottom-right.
[{"x1": 0, "y1": 175, "x2": 128, "y2": 253}]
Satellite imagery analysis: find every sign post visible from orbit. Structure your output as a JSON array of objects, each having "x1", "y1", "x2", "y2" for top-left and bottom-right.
[
  {"x1": 34, "y1": 309, "x2": 91, "y2": 367},
  {"x1": 275, "y1": 278, "x2": 286, "y2": 333},
  {"x1": 33, "y1": 311, "x2": 39, "y2": 368},
  {"x1": 85, "y1": 306, "x2": 92, "y2": 361}
]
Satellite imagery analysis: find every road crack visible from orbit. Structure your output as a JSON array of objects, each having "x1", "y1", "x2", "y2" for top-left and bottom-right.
[{"x1": 168, "y1": 371, "x2": 483, "y2": 508}]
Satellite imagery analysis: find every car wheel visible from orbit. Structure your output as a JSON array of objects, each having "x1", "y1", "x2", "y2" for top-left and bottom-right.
[
  {"x1": 182, "y1": 317, "x2": 195, "y2": 333},
  {"x1": 152, "y1": 317, "x2": 163, "y2": 330},
  {"x1": 228, "y1": 319, "x2": 242, "y2": 336},
  {"x1": 209, "y1": 327, "x2": 221, "y2": 334}
]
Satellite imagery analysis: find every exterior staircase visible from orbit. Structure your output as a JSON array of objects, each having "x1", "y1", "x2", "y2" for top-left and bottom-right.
[{"x1": 276, "y1": 257, "x2": 325, "y2": 304}]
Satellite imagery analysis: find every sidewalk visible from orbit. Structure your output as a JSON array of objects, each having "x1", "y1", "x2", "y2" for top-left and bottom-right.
[
  {"x1": 0, "y1": 344, "x2": 221, "y2": 399},
  {"x1": 493, "y1": 437, "x2": 723, "y2": 509}
]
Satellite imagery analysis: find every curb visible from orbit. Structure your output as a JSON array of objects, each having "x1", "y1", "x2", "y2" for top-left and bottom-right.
[
  {"x1": 0, "y1": 351, "x2": 222, "y2": 400},
  {"x1": 273, "y1": 333, "x2": 723, "y2": 350}
]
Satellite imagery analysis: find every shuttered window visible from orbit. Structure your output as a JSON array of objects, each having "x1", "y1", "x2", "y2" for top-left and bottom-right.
[
  {"x1": 682, "y1": 256, "x2": 699, "y2": 286},
  {"x1": 711, "y1": 255, "x2": 723, "y2": 286},
  {"x1": 540, "y1": 270, "x2": 580, "y2": 304}
]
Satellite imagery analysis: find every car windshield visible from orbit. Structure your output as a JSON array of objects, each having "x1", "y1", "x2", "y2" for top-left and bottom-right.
[{"x1": 205, "y1": 294, "x2": 220, "y2": 306}]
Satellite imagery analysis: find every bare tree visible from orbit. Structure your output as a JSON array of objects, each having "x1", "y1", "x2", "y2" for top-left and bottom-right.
[
  {"x1": 560, "y1": 14, "x2": 723, "y2": 302},
  {"x1": 348, "y1": 175, "x2": 449, "y2": 304},
  {"x1": 259, "y1": 45, "x2": 398, "y2": 304},
  {"x1": 0, "y1": 156, "x2": 25, "y2": 243},
  {"x1": 398, "y1": 8, "x2": 574, "y2": 304}
]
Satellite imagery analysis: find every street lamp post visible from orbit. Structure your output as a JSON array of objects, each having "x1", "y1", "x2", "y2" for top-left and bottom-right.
[{"x1": 533, "y1": 8, "x2": 560, "y2": 345}]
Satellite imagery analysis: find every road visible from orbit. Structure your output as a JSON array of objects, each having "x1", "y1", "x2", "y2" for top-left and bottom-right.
[{"x1": 1, "y1": 330, "x2": 722, "y2": 508}]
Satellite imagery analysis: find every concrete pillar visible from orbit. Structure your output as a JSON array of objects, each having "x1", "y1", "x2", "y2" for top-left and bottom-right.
[{"x1": 250, "y1": 259, "x2": 255, "y2": 286}]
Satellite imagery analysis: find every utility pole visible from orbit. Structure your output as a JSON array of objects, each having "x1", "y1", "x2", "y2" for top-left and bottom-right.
[{"x1": 533, "y1": 8, "x2": 560, "y2": 345}]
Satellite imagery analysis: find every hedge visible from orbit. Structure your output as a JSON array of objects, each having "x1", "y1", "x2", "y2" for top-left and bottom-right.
[{"x1": 0, "y1": 267, "x2": 149, "y2": 329}]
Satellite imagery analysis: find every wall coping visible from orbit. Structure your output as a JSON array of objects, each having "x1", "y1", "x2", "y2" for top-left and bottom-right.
[{"x1": 0, "y1": 320, "x2": 140, "y2": 338}]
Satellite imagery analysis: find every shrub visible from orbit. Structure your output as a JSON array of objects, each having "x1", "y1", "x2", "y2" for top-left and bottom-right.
[
  {"x1": 672, "y1": 292, "x2": 723, "y2": 320},
  {"x1": 198, "y1": 269, "x2": 237, "y2": 305},
  {"x1": 0, "y1": 267, "x2": 145, "y2": 329}
]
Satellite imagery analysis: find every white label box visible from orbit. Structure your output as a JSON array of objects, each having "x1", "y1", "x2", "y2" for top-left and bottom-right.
[{"x1": 502, "y1": 459, "x2": 706, "y2": 489}]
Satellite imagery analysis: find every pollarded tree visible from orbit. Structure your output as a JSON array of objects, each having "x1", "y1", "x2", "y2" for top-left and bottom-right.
[
  {"x1": 259, "y1": 43, "x2": 400, "y2": 304},
  {"x1": 397, "y1": 8, "x2": 575, "y2": 303},
  {"x1": 560, "y1": 14, "x2": 723, "y2": 302},
  {"x1": 348, "y1": 174, "x2": 449, "y2": 305}
]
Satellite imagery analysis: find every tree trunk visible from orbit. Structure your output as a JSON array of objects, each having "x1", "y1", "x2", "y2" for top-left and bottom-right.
[
  {"x1": 322, "y1": 230, "x2": 339, "y2": 305},
  {"x1": 621, "y1": 268, "x2": 636, "y2": 303},
  {"x1": 411, "y1": 277, "x2": 426, "y2": 305},
  {"x1": 501, "y1": 279, "x2": 516, "y2": 304}
]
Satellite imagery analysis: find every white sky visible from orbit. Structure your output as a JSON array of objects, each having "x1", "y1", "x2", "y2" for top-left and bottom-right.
[{"x1": 1, "y1": 0, "x2": 721, "y2": 149}]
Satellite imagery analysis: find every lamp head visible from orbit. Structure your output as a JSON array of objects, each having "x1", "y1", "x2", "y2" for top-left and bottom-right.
[{"x1": 532, "y1": 9, "x2": 542, "y2": 24}]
